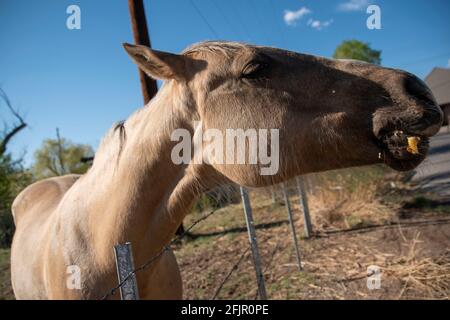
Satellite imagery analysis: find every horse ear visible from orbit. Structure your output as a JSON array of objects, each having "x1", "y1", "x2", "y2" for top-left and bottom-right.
[{"x1": 123, "y1": 43, "x2": 187, "y2": 81}]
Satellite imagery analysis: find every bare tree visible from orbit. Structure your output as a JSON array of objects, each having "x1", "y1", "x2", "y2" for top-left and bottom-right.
[
  {"x1": 0, "y1": 88, "x2": 27, "y2": 155},
  {"x1": 55, "y1": 128, "x2": 66, "y2": 174}
]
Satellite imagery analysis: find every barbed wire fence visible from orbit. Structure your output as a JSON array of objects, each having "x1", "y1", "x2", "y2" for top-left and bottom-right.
[
  {"x1": 92, "y1": 0, "x2": 317, "y2": 301},
  {"x1": 104, "y1": 176, "x2": 313, "y2": 300},
  {"x1": 211, "y1": 245, "x2": 251, "y2": 300},
  {"x1": 100, "y1": 208, "x2": 220, "y2": 300}
]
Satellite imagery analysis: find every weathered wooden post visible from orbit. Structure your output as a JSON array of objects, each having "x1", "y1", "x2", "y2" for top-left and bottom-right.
[
  {"x1": 114, "y1": 242, "x2": 140, "y2": 300},
  {"x1": 240, "y1": 186, "x2": 267, "y2": 300},
  {"x1": 296, "y1": 176, "x2": 313, "y2": 238},
  {"x1": 281, "y1": 183, "x2": 302, "y2": 271},
  {"x1": 128, "y1": 0, "x2": 158, "y2": 104}
]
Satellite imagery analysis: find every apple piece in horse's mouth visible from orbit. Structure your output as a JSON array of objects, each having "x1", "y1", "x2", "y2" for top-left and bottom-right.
[{"x1": 407, "y1": 136, "x2": 421, "y2": 155}]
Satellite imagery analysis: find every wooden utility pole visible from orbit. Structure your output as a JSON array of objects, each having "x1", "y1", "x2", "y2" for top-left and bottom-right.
[{"x1": 128, "y1": 0, "x2": 158, "y2": 104}]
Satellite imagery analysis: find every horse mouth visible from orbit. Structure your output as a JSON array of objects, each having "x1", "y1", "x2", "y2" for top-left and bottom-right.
[{"x1": 376, "y1": 130, "x2": 429, "y2": 171}]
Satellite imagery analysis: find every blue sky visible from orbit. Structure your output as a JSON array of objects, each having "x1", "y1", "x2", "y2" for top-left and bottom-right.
[{"x1": 1, "y1": 0, "x2": 450, "y2": 165}]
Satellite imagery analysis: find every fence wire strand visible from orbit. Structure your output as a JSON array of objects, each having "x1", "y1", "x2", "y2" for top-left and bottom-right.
[
  {"x1": 253, "y1": 238, "x2": 281, "y2": 300},
  {"x1": 211, "y1": 245, "x2": 250, "y2": 300},
  {"x1": 100, "y1": 208, "x2": 219, "y2": 300}
]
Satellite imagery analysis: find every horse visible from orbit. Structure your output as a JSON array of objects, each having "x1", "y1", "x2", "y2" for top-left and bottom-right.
[{"x1": 10, "y1": 41, "x2": 443, "y2": 299}]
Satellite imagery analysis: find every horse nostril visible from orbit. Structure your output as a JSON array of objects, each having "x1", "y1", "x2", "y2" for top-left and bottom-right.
[
  {"x1": 399, "y1": 74, "x2": 443, "y2": 136},
  {"x1": 404, "y1": 75, "x2": 436, "y2": 106}
]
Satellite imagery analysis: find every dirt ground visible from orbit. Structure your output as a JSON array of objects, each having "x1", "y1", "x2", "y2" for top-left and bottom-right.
[{"x1": 176, "y1": 187, "x2": 450, "y2": 300}]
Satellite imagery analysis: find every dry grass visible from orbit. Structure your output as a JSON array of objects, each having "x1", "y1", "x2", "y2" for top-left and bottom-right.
[
  {"x1": 307, "y1": 182, "x2": 393, "y2": 231},
  {"x1": 384, "y1": 232, "x2": 450, "y2": 299},
  {"x1": 179, "y1": 165, "x2": 450, "y2": 300},
  {"x1": 178, "y1": 220, "x2": 450, "y2": 300},
  {"x1": 256, "y1": 165, "x2": 397, "y2": 232}
]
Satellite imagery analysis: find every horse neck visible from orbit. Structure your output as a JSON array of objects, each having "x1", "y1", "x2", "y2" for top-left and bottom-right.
[{"x1": 77, "y1": 83, "x2": 204, "y2": 265}]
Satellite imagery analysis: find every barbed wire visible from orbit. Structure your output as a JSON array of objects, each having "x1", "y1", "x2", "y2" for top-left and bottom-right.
[
  {"x1": 100, "y1": 183, "x2": 298, "y2": 300},
  {"x1": 211, "y1": 245, "x2": 250, "y2": 300},
  {"x1": 253, "y1": 238, "x2": 281, "y2": 300},
  {"x1": 99, "y1": 208, "x2": 219, "y2": 300}
]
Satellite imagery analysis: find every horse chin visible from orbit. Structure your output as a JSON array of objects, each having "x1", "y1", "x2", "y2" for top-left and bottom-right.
[
  {"x1": 382, "y1": 151, "x2": 426, "y2": 171},
  {"x1": 376, "y1": 130, "x2": 429, "y2": 171}
]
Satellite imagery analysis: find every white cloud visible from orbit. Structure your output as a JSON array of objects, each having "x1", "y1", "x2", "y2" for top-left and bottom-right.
[
  {"x1": 307, "y1": 18, "x2": 333, "y2": 30},
  {"x1": 284, "y1": 7, "x2": 311, "y2": 26},
  {"x1": 338, "y1": 0, "x2": 370, "y2": 12}
]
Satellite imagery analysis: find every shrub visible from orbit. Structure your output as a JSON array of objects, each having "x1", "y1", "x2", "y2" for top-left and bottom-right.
[{"x1": 0, "y1": 154, "x2": 32, "y2": 248}]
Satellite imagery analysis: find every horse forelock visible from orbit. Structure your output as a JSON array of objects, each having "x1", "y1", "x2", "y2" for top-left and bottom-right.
[{"x1": 182, "y1": 41, "x2": 249, "y2": 59}]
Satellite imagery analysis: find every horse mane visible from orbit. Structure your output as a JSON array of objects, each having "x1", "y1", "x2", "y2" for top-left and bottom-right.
[
  {"x1": 90, "y1": 120, "x2": 126, "y2": 168},
  {"x1": 183, "y1": 41, "x2": 249, "y2": 58},
  {"x1": 113, "y1": 120, "x2": 127, "y2": 159},
  {"x1": 91, "y1": 84, "x2": 178, "y2": 169}
]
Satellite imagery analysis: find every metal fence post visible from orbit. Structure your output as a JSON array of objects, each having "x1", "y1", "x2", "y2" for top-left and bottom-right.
[
  {"x1": 271, "y1": 186, "x2": 276, "y2": 205},
  {"x1": 281, "y1": 183, "x2": 302, "y2": 271},
  {"x1": 114, "y1": 242, "x2": 140, "y2": 300},
  {"x1": 240, "y1": 186, "x2": 268, "y2": 300},
  {"x1": 296, "y1": 176, "x2": 313, "y2": 238}
]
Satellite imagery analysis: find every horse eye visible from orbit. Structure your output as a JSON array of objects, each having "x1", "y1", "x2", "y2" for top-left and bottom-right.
[{"x1": 241, "y1": 62, "x2": 268, "y2": 79}]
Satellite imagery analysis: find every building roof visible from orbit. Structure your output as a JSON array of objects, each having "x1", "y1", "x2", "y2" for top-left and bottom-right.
[{"x1": 425, "y1": 67, "x2": 450, "y2": 106}]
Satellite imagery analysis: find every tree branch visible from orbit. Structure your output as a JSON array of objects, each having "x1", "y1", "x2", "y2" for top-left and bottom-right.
[
  {"x1": 56, "y1": 128, "x2": 66, "y2": 174},
  {"x1": 0, "y1": 87, "x2": 25, "y2": 125},
  {"x1": 80, "y1": 156, "x2": 94, "y2": 163},
  {"x1": 0, "y1": 87, "x2": 27, "y2": 155},
  {"x1": 0, "y1": 123, "x2": 26, "y2": 155}
]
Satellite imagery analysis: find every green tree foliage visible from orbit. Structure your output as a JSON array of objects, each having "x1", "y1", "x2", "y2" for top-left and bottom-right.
[
  {"x1": 0, "y1": 154, "x2": 32, "y2": 247},
  {"x1": 0, "y1": 88, "x2": 31, "y2": 247},
  {"x1": 32, "y1": 134, "x2": 94, "y2": 179},
  {"x1": 333, "y1": 40, "x2": 382, "y2": 65}
]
